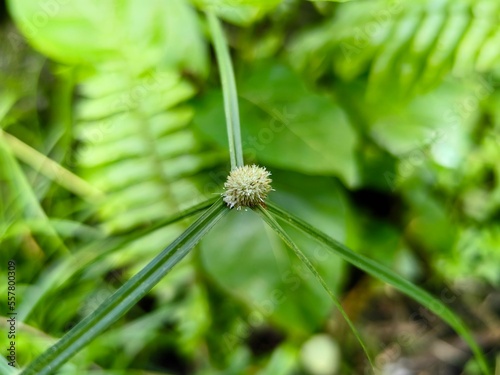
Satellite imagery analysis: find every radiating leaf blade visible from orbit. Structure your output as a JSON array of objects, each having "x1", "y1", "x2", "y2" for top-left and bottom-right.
[
  {"x1": 17, "y1": 197, "x2": 219, "y2": 322},
  {"x1": 266, "y1": 202, "x2": 490, "y2": 375},
  {"x1": 207, "y1": 11, "x2": 244, "y2": 168},
  {"x1": 256, "y1": 206, "x2": 374, "y2": 371},
  {"x1": 20, "y1": 199, "x2": 228, "y2": 375}
]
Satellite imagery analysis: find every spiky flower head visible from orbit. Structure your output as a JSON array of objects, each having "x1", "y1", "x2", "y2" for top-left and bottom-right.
[{"x1": 223, "y1": 165, "x2": 273, "y2": 210}]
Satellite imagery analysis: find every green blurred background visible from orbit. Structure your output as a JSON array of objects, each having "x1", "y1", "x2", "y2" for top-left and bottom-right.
[{"x1": 0, "y1": 0, "x2": 499, "y2": 374}]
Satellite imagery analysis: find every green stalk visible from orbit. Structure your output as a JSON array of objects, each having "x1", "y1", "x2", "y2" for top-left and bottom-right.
[{"x1": 207, "y1": 12, "x2": 244, "y2": 169}]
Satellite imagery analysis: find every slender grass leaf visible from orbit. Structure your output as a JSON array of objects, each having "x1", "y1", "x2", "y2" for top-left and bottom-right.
[
  {"x1": 17, "y1": 197, "x2": 220, "y2": 322},
  {"x1": 266, "y1": 202, "x2": 490, "y2": 375},
  {"x1": 0, "y1": 137, "x2": 69, "y2": 255},
  {"x1": 207, "y1": 12, "x2": 244, "y2": 169},
  {"x1": 256, "y1": 206, "x2": 375, "y2": 371},
  {"x1": 201, "y1": 208, "x2": 339, "y2": 333},
  {"x1": 20, "y1": 199, "x2": 228, "y2": 375},
  {"x1": 0, "y1": 130, "x2": 103, "y2": 201}
]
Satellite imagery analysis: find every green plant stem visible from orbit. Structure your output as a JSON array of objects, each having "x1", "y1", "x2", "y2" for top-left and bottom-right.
[
  {"x1": 207, "y1": 11, "x2": 244, "y2": 169},
  {"x1": 256, "y1": 206, "x2": 375, "y2": 371},
  {"x1": 20, "y1": 199, "x2": 229, "y2": 375},
  {"x1": 266, "y1": 202, "x2": 490, "y2": 375}
]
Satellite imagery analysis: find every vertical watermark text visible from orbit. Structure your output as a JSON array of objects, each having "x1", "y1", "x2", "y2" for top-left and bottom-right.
[{"x1": 6, "y1": 260, "x2": 17, "y2": 367}]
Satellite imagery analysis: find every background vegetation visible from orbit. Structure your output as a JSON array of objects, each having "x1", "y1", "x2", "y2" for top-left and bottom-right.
[{"x1": 1, "y1": 0, "x2": 499, "y2": 374}]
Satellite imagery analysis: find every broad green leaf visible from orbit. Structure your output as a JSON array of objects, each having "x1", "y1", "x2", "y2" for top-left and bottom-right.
[
  {"x1": 256, "y1": 206, "x2": 374, "y2": 371},
  {"x1": 7, "y1": 0, "x2": 207, "y2": 74},
  {"x1": 270, "y1": 170, "x2": 352, "y2": 246},
  {"x1": 267, "y1": 202, "x2": 490, "y2": 375},
  {"x1": 201, "y1": 209, "x2": 333, "y2": 334},
  {"x1": 200, "y1": 171, "x2": 347, "y2": 334},
  {"x1": 19, "y1": 200, "x2": 228, "y2": 375},
  {"x1": 366, "y1": 80, "x2": 480, "y2": 158},
  {"x1": 193, "y1": 62, "x2": 359, "y2": 186}
]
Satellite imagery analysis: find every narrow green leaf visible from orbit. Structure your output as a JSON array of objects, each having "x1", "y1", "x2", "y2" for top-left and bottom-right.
[
  {"x1": 256, "y1": 206, "x2": 375, "y2": 371},
  {"x1": 207, "y1": 11, "x2": 244, "y2": 169},
  {"x1": 267, "y1": 202, "x2": 490, "y2": 375},
  {"x1": 20, "y1": 199, "x2": 229, "y2": 375},
  {"x1": 0, "y1": 138, "x2": 69, "y2": 255},
  {"x1": 17, "y1": 196, "x2": 220, "y2": 322},
  {"x1": 0, "y1": 129, "x2": 103, "y2": 202}
]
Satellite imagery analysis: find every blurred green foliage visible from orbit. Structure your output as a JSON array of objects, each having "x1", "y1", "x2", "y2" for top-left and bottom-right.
[{"x1": 1, "y1": 0, "x2": 499, "y2": 374}]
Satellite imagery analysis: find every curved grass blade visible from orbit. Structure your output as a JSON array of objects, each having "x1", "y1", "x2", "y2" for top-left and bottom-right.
[
  {"x1": 0, "y1": 137, "x2": 69, "y2": 255},
  {"x1": 17, "y1": 196, "x2": 220, "y2": 322},
  {"x1": 20, "y1": 199, "x2": 229, "y2": 375},
  {"x1": 0, "y1": 129, "x2": 103, "y2": 202},
  {"x1": 256, "y1": 206, "x2": 375, "y2": 371},
  {"x1": 207, "y1": 11, "x2": 244, "y2": 169},
  {"x1": 266, "y1": 202, "x2": 490, "y2": 375}
]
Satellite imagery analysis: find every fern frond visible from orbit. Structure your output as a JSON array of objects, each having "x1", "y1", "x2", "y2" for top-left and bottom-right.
[
  {"x1": 75, "y1": 66, "x2": 225, "y2": 238},
  {"x1": 290, "y1": 0, "x2": 500, "y2": 96}
]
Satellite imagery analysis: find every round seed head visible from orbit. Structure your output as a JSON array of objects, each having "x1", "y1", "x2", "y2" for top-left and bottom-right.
[{"x1": 223, "y1": 165, "x2": 273, "y2": 209}]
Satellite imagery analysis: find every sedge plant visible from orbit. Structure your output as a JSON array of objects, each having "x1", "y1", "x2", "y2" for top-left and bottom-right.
[{"x1": 19, "y1": 12, "x2": 491, "y2": 375}]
